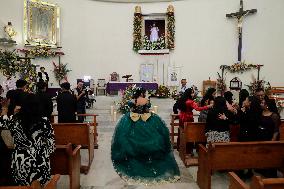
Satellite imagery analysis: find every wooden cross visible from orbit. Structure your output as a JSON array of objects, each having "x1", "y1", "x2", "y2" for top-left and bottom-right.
[{"x1": 226, "y1": 0, "x2": 257, "y2": 62}]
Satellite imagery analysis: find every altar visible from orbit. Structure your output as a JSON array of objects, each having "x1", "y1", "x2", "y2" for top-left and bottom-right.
[{"x1": 106, "y1": 82, "x2": 158, "y2": 95}]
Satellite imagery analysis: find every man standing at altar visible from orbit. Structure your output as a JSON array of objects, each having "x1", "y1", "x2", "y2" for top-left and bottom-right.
[
  {"x1": 173, "y1": 79, "x2": 188, "y2": 114},
  {"x1": 38, "y1": 67, "x2": 49, "y2": 86}
]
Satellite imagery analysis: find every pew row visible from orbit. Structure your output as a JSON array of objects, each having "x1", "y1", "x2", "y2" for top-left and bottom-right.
[
  {"x1": 179, "y1": 122, "x2": 240, "y2": 167},
  {"x1": 52, "y1": 123, "x2": 94, "y2": 174},
  {"x1": 50, "y1": 144, "x2": 81, "y2": 189},
  {"x1": 170, "y1": 114, "x2": 179, "y2": 148},
  {"x1": 0, "y1": 175, "x2": 60, "y2": 189},
  {"x1": 51, "y1": 114, "x2": 99, "y2": 149},
  {"x1": 229, "y1": 172, "x2": 284, "y2": 189},
  {"x1": 197, "y1": 141, "x2": 284, "y2": 189}
]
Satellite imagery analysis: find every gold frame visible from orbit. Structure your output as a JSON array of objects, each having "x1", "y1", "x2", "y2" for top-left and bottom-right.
[{"x1": 24, "y1": 0, "x2": 60, "y2": 47}]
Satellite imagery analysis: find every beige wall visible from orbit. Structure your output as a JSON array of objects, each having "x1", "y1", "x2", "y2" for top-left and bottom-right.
[{"x1": 0, "y1": 0, "x2": 283, "y2": 89}]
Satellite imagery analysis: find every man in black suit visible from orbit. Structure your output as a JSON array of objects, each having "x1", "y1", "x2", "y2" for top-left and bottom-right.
[
  {"x1": 38, "y1": 67, "x2": 49, "y2": 85},
  {"x1": 36, "y1": 81, "x2": 53, "y2": 120},
  {"x1": 56, "y1": 82, "x2": 77, "y2": 123}
]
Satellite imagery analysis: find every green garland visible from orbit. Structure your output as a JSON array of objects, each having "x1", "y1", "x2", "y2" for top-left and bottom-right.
[
  {"x1": 220, "y1": 62, "x2": 261, "y2": 73},
  {"x1": 133, "y1": 13, "x2": 142, "y2": 52},
  {"x1": 166, "y1": 11, "x2": 175, "y2": 49}
]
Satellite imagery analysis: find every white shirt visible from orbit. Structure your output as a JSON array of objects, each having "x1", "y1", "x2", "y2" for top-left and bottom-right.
[{"x1": 179, "y1": 85, "x2": 188, "y2": 94}]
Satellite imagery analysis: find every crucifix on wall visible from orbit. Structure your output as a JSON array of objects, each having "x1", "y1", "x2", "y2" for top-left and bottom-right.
[{"x1": 226, "y1": 0, "x2": 257, "y2": 62}]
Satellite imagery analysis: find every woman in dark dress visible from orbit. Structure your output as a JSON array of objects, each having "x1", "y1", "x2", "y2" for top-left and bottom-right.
[
  {"x1": 238, "y1": 96, "x2": 262, "y2": 142},
  {"x1": 0, "y1": 94, "x2": 55, "y2": 186},
  {"x1": 259, "y1": 96, "x2": 280, "y2": 141},
  {"x1": 205, "y1": 96, "x2": 232, "y2": 143}
]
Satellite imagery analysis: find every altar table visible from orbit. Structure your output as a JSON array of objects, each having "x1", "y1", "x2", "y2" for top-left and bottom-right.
[{"x1": 106, "y1": 82, "x2": 158, "y2": 94}]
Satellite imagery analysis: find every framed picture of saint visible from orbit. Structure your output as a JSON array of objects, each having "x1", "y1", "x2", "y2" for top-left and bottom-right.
[
  {"x1": 24, "y1": 0, "x2": 60, "y2": 47},
  {"x1": 144, "y1": 17, "x2": 165, "y2": 43}
]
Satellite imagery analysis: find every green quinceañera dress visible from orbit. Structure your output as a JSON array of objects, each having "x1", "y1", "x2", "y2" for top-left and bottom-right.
[{"x1": 111, "y1": 102, "x2": 180, "y2": 184}]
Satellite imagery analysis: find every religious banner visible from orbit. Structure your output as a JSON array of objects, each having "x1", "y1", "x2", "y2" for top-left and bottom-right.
[{"x1": 167, "y1": 66, "x2": 180, "y2": 86}]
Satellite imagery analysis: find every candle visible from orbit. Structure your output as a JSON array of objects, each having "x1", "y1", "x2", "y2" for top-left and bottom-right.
[
  {"x1": 110, "y1": 105, "x2": 114, "y2": 115},
  {"x1": 113, "y1": 111, "x2": 117, "y2": 122},
  {"x1": 153, "y1": 106, "x2": 158, "y2": 113}
]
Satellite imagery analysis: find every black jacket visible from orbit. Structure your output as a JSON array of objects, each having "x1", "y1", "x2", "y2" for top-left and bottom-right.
[
  {"x1": 36, "y1": 91, "x2": 53, "y2": 119},
  {"x1": 56, "y1": 91, "x2": 77, "y2": 123},
  {"x1": 38, "y1": 72, "x2": 49, "y2": 82}
]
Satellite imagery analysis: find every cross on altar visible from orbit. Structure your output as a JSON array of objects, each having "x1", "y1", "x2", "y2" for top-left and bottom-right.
[{"x1": 226, "y1": 0, "x2": 257, "y2": 62}]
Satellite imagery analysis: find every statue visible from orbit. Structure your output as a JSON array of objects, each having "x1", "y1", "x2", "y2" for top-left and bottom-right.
[
  {"x1": 150, "y1": 23, "x2": 159, "y2": 42},
  {"x1": 4, "y1": 22, "x2": 17, "y2": 39}
]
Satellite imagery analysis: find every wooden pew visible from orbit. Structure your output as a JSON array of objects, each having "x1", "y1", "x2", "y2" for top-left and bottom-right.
[
  {"x1": 197, "y1": 141, "x2": 284, "y2": 189},
  {"x1": 52, "y1": 123, "x2": 94, "y2": 174},
  {"x1": 0, "y1": 175, "x2": 60, "y2": 189},
  {"x1": 50, "y1": 144, "x2": 81, "y2": 189},
  {"x1": 179, "y1": 122, "x2": 206, "y2": 166},
  {"x1": 179, "y1": 122, "x2": 240, "y2": 167},
  {"x1": 229, "y1": 172, "x2": 284, "y2": 189},
  {"x1": 170, "y1": 114, "x2": 179, "y2": 148},
  {"x1": 51, "y1": 114, "x2": 99, "y2": 149}
]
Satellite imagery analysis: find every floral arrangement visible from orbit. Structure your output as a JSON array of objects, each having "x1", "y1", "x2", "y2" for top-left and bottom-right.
[
  {"x1": 117, "y1": 84, "x2": 138, "y2": 114},
  {"x1": 142, "y1": 35, "x2": 166, "y2": 50},
  {"x1": 133, "y1": 11, "x2": 143, "y2": 52},
  {"x1": 0, "y1": 49, "x2": 37, "y2": 91},
  {"x1": 166, "y1": 5, "x2": 175, "y2": 49},
  {"x1": 220, "y1": 62, "x2": 261, "y2": 73},
  {"x1": 155, "y1": 85, "x2": 171, "y2": 98},
  {"x1": 247, "y1": 76, "x2": 271, "y2": 95},
  {"x1": 171, "y1": 89, "x2": 178, "y2": 100},
  {"x1": 18, "y1": 47, "x2": 64, "y2": 58},
  {"x1": 0, "y1": 49, "x2": 18, "y2": 76},
  {"x1": 217, "y1": 72, "x2": 226, "y2": 96},
  {"x1": 275, "y1": 99, "x2": 284, "y2": 113},
  {"x1": 18, "y1": 60, "x2": 37, "y2": 90},
  {"x1": 53, "y1": 62, "x2": 71, "y2": 82}
]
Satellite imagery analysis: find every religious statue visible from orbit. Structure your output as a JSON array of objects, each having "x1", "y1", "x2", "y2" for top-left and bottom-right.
[
  {"x1": 150, "y1": 23, "x2": 159, "y2": 42},
  {"x1": 4, "y1": 22, "x2": 17, "y2": 39}
]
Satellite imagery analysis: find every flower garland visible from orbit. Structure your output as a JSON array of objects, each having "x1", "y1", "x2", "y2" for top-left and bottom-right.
[
  {"x1": 166, "y1": 5, "x2": 175, "y2": 50},
  {"x1": 133, "y1": 10, "x2": 142, "y2": 52},
  {"x1": 18, "y1": 47, "x2": 64, "y2": 58},
  {"x1": 220, "y1": 61, "x2": 261, "y2": 73},
  {"x1": 53, "y1": 62, "x2": 71, "y2": 82}
]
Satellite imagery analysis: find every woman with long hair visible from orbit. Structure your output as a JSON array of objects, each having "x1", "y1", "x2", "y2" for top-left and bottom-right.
[
  {"x1": 259, "y1": 96, "x2": 280, "y2": 141},
  {"x1": 0, "y1": 94, "x2": 55, "y2": 186},
  {"x1": 178, "y1": 88, "x2": 212, "y2": 127},
  {"x1": 111, "y1": 87, "x2": 180, "y2": 184},
  {"x1": 198, "y1": 88, "x2": 216, "y2": 122}
]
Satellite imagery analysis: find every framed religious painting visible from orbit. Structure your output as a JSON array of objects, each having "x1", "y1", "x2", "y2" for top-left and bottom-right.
[
  {"x1": 24, "y1": 0, "x2": 60, "y2": 47},
  {"x1": 133, "y1": 5, "x2": 175, "y2": 53},
  {"x1": 202, "y1": 79, "x2": 217, "y2": 95},
  {"x1": 140, "y1": 64, "x2": 154, "y2": 82},
  {"x1": 167, "y1": 66, "x2": 181, "y2": 86}
]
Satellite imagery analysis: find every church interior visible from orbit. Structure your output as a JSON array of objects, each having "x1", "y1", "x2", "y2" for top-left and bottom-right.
[{"x1": 0, "y1": 0, "x2": 284, "y2": 188}]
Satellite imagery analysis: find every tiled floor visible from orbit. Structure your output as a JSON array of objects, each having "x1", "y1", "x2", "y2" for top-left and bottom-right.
[{"x1": 56, "y1": 96, "x2": 228, "y2": 189}]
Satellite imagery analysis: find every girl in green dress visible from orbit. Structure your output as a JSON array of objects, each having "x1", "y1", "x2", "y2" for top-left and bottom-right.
[{"x1": 111, "y1": 88, "x2": 180, "y2": 184}]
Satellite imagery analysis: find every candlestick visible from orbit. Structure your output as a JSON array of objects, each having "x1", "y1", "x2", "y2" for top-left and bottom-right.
[
  {"x1": 111, "y1": 105, "x2": 114, "y2": 115},
  {"x1": 113, "y1": 111, "x2": 117, "y2": 122},
  {"x1": 153, "y1": 106, "x2": 158, "y2": 113}
]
